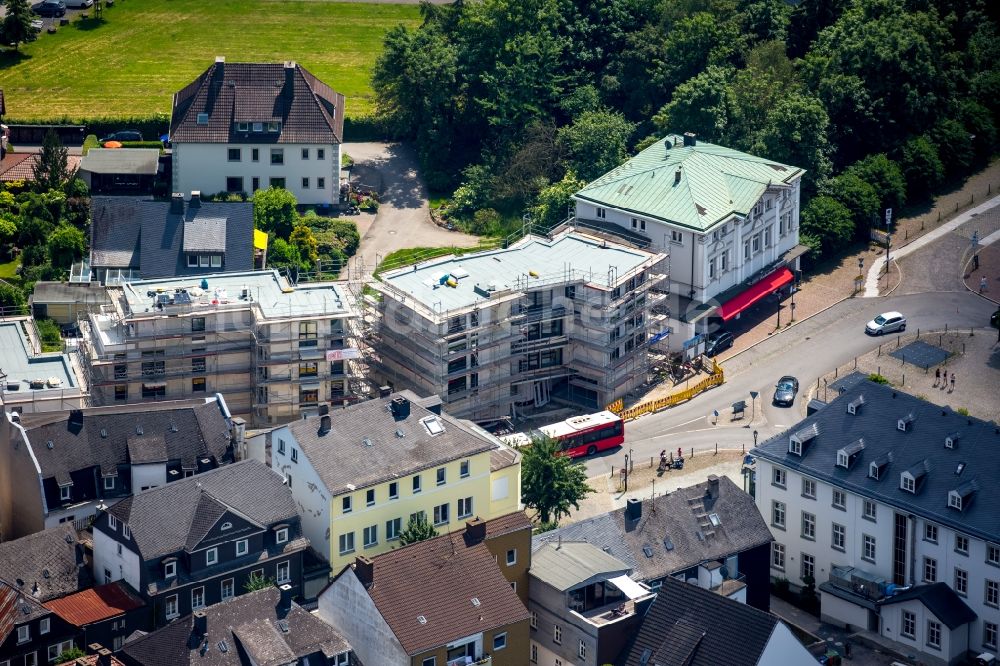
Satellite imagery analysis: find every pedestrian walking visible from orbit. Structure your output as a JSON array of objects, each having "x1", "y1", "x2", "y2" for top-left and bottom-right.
[
  {"x1": 934, "y1": 368, "x2": 940, "y2": 386},
  {"x1": 981, "y1": 276, "x2": 989, "y2": 293},
  {"x1": 950, "y1": 373, "x2": 956, "y2": 392},
  {"x1": 942, "y1": 371, "x2": 948, "y2": 390}
]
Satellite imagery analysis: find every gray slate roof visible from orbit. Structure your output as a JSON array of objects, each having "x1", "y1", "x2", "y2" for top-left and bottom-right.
[
  {"x1": 17, "y1": 399, "x2": 232, "y2": 487},
  {"x1": 752, "y1": 379, "x2": 1000, "y2": 544},
  {"x1": 881, "y1": 583, "x2": 976, "y2": 630},
  {"x1": 107, "y1": 460, "x2": 296, "y2": 559},
  {"x1": 0, "y1": 523, "x2": 90, "y2": 602},
  {"x1": 170, "y1": 61, "x2": 344, "y2": 145},
  {"x1": 533, "y1": 476, "x2": 773, "y2": 582},
  {"x1": 89, "y1": 196, "x2": 253, "y2": 278},
  {"x1": 530, "y1": 541, "x2": 631, "y2": 592},
  {"x1": 618, "y1": 576, "x2": 780, "y2": 666},
  {"x1": 120, "y1": 587, "x2": 351, "y2": 666},
  {"x1": 283, "y1": 390, "x2": 504, "y2": 496}
]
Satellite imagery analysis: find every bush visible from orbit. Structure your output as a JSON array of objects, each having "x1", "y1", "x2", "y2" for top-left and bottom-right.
[
  {"x1": 2, "y1": 115, "x2": 170, "y2": 142},
  {"x1": 868, "y1": 373, "x2": 890, "y2": 384},
  {"x1": 81, "y1": 134, "x2": 100, "y2": 156},
  {"x1": 343, "y1": 115, "x2": 390, "y2": 142},
  {"x1": 800, "y1": 196, "x2": 853, "y2": 257},
  {"x1": 956, "y1": 407, "x2": 970, "y2": 416},
  {"x1": 35, "y1": 318, "x2": 62, "y2": 352}
]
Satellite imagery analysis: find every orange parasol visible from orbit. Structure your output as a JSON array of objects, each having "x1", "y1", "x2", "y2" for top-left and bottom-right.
[{"x1": 103, "y1": 141, "x2": 123, "y2": 149}]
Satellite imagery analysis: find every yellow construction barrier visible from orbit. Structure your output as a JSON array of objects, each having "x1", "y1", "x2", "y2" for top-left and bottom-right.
[{"x1": 606, "y1": 365, "x2": 724, "y2": 422}]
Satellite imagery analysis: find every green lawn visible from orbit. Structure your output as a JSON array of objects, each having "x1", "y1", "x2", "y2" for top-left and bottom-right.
[
  {"x1": 0, "y1": 257, "x2": 20, "y2": 279},
  {"x1": 0, "y1": 0, "x2": 421, "y2": 120}
]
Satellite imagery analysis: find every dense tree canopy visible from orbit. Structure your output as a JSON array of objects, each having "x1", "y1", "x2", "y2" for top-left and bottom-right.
[
  {"x1": 372, "y1": 0, "x2": 998, "y2": 258},
  {"x1": 521, "y1": 436, "x2": 592, "y2": 526}
]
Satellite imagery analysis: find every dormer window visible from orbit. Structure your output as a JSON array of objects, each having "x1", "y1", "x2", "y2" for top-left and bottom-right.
[
  {"x1": 898, "y1": 413, "x2": 915, "y2": 432},
  {"x1": 60, "y1": 484, "x2": 72, "y2": 501},
  {"x1": 837, "y1": 439, "x2": 864, "y2": 469},
  {"x1": 163, "y1": 560, "x2": 177, "y2": 578},
  {"x1": 949, "y1": 481, "x2": 977, "y2": 511},
  {"x1": 237, "y1": 122, "x2": 248, "y2": 132},
  {"x1": 788, "y1": 423, "x2": 818, "y2": 457},
  {"x1": 197, "y1": 113, "x2": 209, "y2": 125},
  {"x1": 267, "y1": 122, "x2": 280, "y2": 133},
  {"x1": 847, "y1": 395, "x2": 865, "y2": 415},
  {"x1": 945, "y1": 433, "x2": 959, "y2": 449},
  {"x1": 949, "y1": 492, "x2": 963, "y2": 510},
  {"x1": 275, "y1": 527, "x2": 289, "y2": 544},
  {"x1": 253, "y1": 122, "x2": 263, "y2": 132},
  {"x1": 108, "y1": 515, "x2": 118, "y2": 531},
  {"x1": 901, "y1": 474, "x2": 916, "y2": 493},
  {"x1": 901, "y1": 460, "x2": 928, "y2": 494}
]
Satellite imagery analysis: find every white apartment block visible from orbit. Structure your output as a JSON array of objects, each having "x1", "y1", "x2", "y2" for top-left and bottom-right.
[
  {"x1": 370, "y1": 230, "x2": 667, "y2": 420},
  {"x1": 573, "y1": 132, "x2": 807, "y2": 349},
  {"x1": 752, "y1": 380, "x2": 998, "y2": 665},
  {"x1": 170, "y1": 58, "x2": 344, "y2": 205},
  {"x1": 79, "y1": 269, "x2": 363, "y2": 426}
]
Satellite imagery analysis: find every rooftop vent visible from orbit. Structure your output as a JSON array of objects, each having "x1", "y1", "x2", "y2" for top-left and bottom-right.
[
  {"x1": 847, "y1": 395, "x2": 865, "y2": 415},
  {"x1": 417, "y1": 615, "x2": 427, "y2": 625},
  {"x1": 471, "y1": 597, "x2": 481, "y2": 607},
  {"x1": 956, "y1": 462, "x2": 966, "y2": 475},
  {"x1": 42, "y1": 569, "x2": 49, "y2": 579},
  {"x1": 100, "y1": 429, "x2": 107, "y2": 438},
  {"x1": 642, "y1": 545, "x2": 654, "y2": 558},
  {"x1": 136, "y1": 425, "x2": 143, "y2": 435},
  {"x1": 674, "y1": 168, "x2": 682, "y2": 186},
  {"x1": 46, "y1": 440, "x2": 54, "y2": 450},
  {"x1": 217, "y1": 641, "x2": 229, "y2": 654},
  {"x1": 708, "y1": 513, "x2": 721, "y2": 527},
  {"x1": 395, "y1": 428, "x2": 404, "y2": 438},
  {"x1": 663, "y1": 537, "x2": 674, "y2": 551},
  {"x1": 197, "y1": 113, "x2": 209, "y2": 125},
  {"x1": 276, "y1": 620, "x2": 289, "y2": 634},
  {"x1": 945, "y1": 432, "x2": 960, "y2": 449},
  {"x1": 169, "y1": 423, "x2": 178, "y2": 433},
  {"x1": 683, "y1": 132, "x2": 697, "y2": 147},
  {"x1": 898, "y1": 414, "x2": 915, "y2": 431}
]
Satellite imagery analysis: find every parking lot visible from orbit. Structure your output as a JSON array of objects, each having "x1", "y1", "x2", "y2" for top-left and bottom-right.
[{"x1": 0, "y1": 1, "x2": 98, "y2": 37}]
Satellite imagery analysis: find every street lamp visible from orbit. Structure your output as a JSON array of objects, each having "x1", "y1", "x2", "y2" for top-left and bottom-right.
[
  {"x1": 753, "y1": 430, "x2": 759, "y2": 447},
  {"x1": 775, "y1": 292, "x2": 782, "y2": 329}
]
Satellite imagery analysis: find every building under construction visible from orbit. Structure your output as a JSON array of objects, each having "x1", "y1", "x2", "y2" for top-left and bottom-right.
[
  {"x1": 79, "y1": 269, "x2": 366, "y2": 426},
  {"x1": 368, "y1": 230, "x2": 668, "y2": 421}
]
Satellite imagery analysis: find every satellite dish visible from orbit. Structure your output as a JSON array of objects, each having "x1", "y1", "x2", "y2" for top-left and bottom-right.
[{"x1": 720, "y1": 565, "x2": 730, "y2": 579}]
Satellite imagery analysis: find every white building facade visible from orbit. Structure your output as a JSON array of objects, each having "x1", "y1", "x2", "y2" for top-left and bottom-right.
[
  {"x1": 170, "y1": 58, "x2": 345, "y2": 206},
  {"x1": 752, "y1": 382, "x2": 994, "y2": 665},
  {"x1": 573, "y1": 133, "x2": 807, "y2": 349}
]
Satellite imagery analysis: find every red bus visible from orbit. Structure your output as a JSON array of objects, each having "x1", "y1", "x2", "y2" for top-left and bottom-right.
[{"x1": 502, "y1": 411, "x2": 625, "y2": 458}]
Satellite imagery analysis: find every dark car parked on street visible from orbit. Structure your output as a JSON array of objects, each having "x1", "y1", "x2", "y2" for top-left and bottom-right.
[
  {"x1": 100, "y1": 130, "x2": 143, "y2": 143},
  {"x1": 34, "y1": 0, "x2": 66, "y2": 16},
  {"x1": 705, "y1": 330, "x2": 734, "y2": 357},
  {"x1": 773, "y1": 376, "x2": 799, "y2": 407}
]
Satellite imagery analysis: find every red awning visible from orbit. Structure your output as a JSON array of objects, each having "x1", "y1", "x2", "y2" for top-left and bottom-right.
[{"x1": 718, "y1": 267, "x2": 793, "y2": 321}]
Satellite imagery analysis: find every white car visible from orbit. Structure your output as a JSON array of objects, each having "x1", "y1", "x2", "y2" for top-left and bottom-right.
[
  {"x1": 65, "y1": 0, "x2": 93, "y2": 6},
  {"x1": 865, "y1": 311, "x2": 906, "y2": 335},
  {"x1": 30, "y1": 18, "x2": 43, "y2": 30}
]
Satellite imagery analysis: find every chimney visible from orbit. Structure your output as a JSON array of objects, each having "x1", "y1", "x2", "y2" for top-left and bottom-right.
[
  {"x1": 215, "y1": 55, "x2": 225, "y2": 64},
  {"x1": 193, "y1": 610, "x2": 207, "y2": 637},
  {"x1": 378, "y1": 385, "x2": 392, "y2": 398},
  {"x1": 278, "y1": 583, "x2": 293, "y2": 616},
  {"x1": 465, "y1": 517, "x2": 486, "y2": 544},
  {"x1": 707, "y1": 474, "x2": 720, "y2": 500},
  {"x1": 96, "y1": 647, "x2": 114, "y2": 666},
  {"x1": 355, "y1": 555, "x2": 374, "y2": 588},
  {"x1": 683, "y1": 132, "x2": 697, "y2": 147},
  {"x1": 170, "y1": 193, "x2": 184, "y2": 215},
  {"x1": 625, "y1": 498, "x2": 642, "y2": 522},
  {"x1": 284, "y1": 61, "x2": 296, "y2": 89},
  {"x1": 389, "y1": 396, "x2": 410, "y2": 421},
  {"x1": 318, "y1": 404, "x2": 330, "y2": 417},
  {"x1": 318, "y1": 414, "x2": 331, "y2": 436},
  {"x1": 189, "y1": 191, "x2": 201, "y2": 208},
  {"x1": 674, "y1": 167, "x2": 682, "y2": 186}
]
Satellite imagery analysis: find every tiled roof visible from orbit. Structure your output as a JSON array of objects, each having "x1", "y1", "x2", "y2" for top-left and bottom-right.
[
  {"x1": 752, "y1": 379, "x2": 1000, "y2": 544},
  {"x1": 79, "y1": 148, "x2": 159, "y2": 175},
  {"x1": 68, "y1": 655, "x2": 127, "y2": 666},
  {"x1": 170, "y1": 61, "x2": 344, "y2": 145},
  {"x1": 575, "y1": 134, "x2": 803, "y2": 232},
  {"x1": 0, "y1": 153, "x2": 82, "y2": 182},
  {"x1": 89, "y1": 196, "x2": 254, "y2": 277},
  {"x1": 881, "y1": 583, "x2": 976, "y2": 630},
  {"x1": 0, "y1": 580, "x2": 51, "y2": 641},
  {"x1": 282, "y1": 390, "x2": 504, "y2": 496},
  {"x1": 120, "y1": 587, "x2": 351, "y2": 666},
  {"x1": 534, "y1": 476, "x2": 773, "y2": 582},
  {"x1": 106, "y1": 459, "x2": 297, "y2": 559},
  {"x1": 44, "y1": 581, "x2": 144, "y2": 626},
  {"x1": 484, "y1": 510, "x2": 532, "y2": 539},
  {"x1": 358, "y1": 516, "x2": 531, "y2": 655},
  {"x1": 17, "y1": 399, "x2": 232, "y2": 490},
  {"x1": 618, "y1": 576, "x2": 779, "y2": 666},
  {"x1": 0, "y1": 523, "x2": 90, "y2": 602}
]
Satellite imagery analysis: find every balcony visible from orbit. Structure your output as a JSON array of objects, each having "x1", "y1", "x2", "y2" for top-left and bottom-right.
[
  {"x1": 573, "y1": 599, "x2": 638, "y2": 627},
  {"x1": 447, "y1": 655, "x2": 491, "y2": 666}
]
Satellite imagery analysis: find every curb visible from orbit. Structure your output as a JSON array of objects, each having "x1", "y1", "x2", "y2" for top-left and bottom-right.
[
  {"x1": 961, "y1": 255, "x2": 1000, "y2": 306},
  {"x1": 879, "y1": 258, "x2": 903, "y2": 297}
]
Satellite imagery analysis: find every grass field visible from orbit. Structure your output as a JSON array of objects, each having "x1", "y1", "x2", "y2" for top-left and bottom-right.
[{"x1": 0, "y1": 0, "x2": 421, "y2": 120}]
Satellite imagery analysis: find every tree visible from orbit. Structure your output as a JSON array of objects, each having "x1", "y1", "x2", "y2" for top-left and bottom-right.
[
  {"x1": 556, "y1": 109, "x2": 635, "y2": 182},
  {"x1": 822, "y1": 172, "x2": 879, "y2": 239},
  {"x1": 0, "y1": 282, "x2": 25, "y2": 312},
  {"x1": 899, "y1": 136, "x2": 944, "y2": 197},
  {"x1": 531, "y1": 172, "x2": 587, "y2": 230},
  {"x1": 799, "y1": 196, "x2": 854, "y2": 257},
  {"x1": 244, "y1": 571, "x2": 275, "y2": 593},
  {"x1": 54, "y1": 648, "x2": 86, "y2": 664},
  {"x1": 521, "y1": 436, "x2": 592, "y2": 525},
  {"x1": 653, "y1": 65, "x2": 734, "y2": 141},
  {"x1": 931, "y1": 118, "x2": 975, "y2": 181},
  {"x1": 0, "y1": 0, "x2": 38, "y2": 52},
  {"x1": 47, "y1": 223, "x2": 86, "y2": 269},
  {"x1": 753, "y1": 93, "x2": 832, "y2": 194},
  {"x1": 843, "y1": 154, "x2": 906, "y2": 211},
  {"x1": 33, "y1": 130, "x2": 73, "y2": 194},
  {"x1": 253, "y1": 187, "x2": 298, "y2": 238},
  {"x1": 399, "y1": 512, "x2": 438, "y2": 546},
  {"x1": 267, "y1": 237, "x2": 308, "y2": 272},
  {"x1": 289, "y1": 223, "x2": 319, "y2": 265},
  {"x1": 652, "y1": 13, "x2": 734, "y2": 99}
]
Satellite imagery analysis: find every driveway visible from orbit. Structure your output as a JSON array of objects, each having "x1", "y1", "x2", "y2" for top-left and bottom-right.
[{"x1": 342, "y1": 142, "x2": 480, "y2": 276}]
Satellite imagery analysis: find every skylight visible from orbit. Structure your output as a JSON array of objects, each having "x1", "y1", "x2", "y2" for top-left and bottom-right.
[{"x1": 421, "y1": 416, "x2": 445, "y2": 436}]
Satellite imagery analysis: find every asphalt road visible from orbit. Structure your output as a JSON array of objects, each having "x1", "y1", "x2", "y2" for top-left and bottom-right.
[{"x1": 582, "y1": 291, "x2": 996, "y2": 476}]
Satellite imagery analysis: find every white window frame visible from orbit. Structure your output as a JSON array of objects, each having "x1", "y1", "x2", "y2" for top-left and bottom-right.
[
  {"x1": 222, "y1": 578, "x2": 235, "y2": 600},
  {"x1": 165, "y1": 594, "x2": 179, "y2": 619},
  {"x1": 927, "y1": 620, "x2": 941, "y2": 649},
  {"x1": 275, "y1": 527, "x2": 289, "y2": 544},
  {"x1": 553, "y1": 624, "x2": 562, "y2": 644},
  {"x1": 103, "y1": 476, "x2": 115, "y2": 491},
  {"x1": 206, "y1": 547, "x2": 218, "y2": 566},
  {"x1": 17, "y1": 625, "x2": 29, "y2": 643},
  {"x1": 39, "y1": 618, "x2": 49, "y2": 635},
  {"x1": 338, "y1": 532, "x2": 355, "y2": 555},
  {"x1": 863, "y1": 499, "x2": 877, "y2": 521},
  {"x1": 493, "y1": 632, "x2": 507, "y2": 651},
  {"x1": 862, "y1": 534, "x2": 876, "y2": 562},
  {"x1": 901, "y1": 610, "x2": 916, "y2": 638},
  {"x1": 236, "y1": 539, "x2": 249, "y2": 557},
  {"x1": 60, "y1": 485, "x2": 71, "y2": 501},
  {"x1": 771, "y1": 501, "x2": 785, "y2": 529},
  {"x1": 276, "y1": 560, "x2": 290, "y2": 584},
  {"x1": 458, "y1": 496, "x2": 473, "y2": 519},
  {"x1": 506, "y1": 549, "x2": 517, "y2": 566},
  {"x1": 771, "y1": 542, "x2": 785, "y2": 570},
  {"x1": 832, "y1": 523, "x2": 846, "y2": 551},
  {"x1": 342, "y1": 496, "x2": 352, "y2": 514},
  {"x1": 191, "y1": 586, "x2": 205, "y2": 610},
  {"x1": 832, "y1": 489, "x2": 846, "y2": 510},
  {"x1": 363, "y1": 525, "x2": 378, "y2": 548},
  {"x1": 772, "y1": 468, "x2": 786, "y2": 487},
  {"x1": 578, "y1": 640, "x2": 586, "y2": 659},
  {"x1": 164, "y1": 561, "x2": 177, "y2": 578},
  {"x1": 108, "y1": 515, "x2": 118, "y2": 531},
  {"x1": 801, "y1": 478, "x2": 816, "y2": 499},
  {"x1": 801, "y1": 511, "x2": 816, "y2": 540}
]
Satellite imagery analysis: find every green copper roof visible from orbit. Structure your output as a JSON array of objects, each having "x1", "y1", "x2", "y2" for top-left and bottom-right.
[{"x1": 574, "y1": 134, "x2": 805, "y2": 232}]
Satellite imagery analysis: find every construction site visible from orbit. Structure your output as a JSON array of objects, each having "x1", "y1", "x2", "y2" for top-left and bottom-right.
[
  {"x1": 361, "y1": 227, "x2": 672, "y2": 422},
  {"x1": 78, "y1": 269, "x2": 372, "y2": 426}
]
